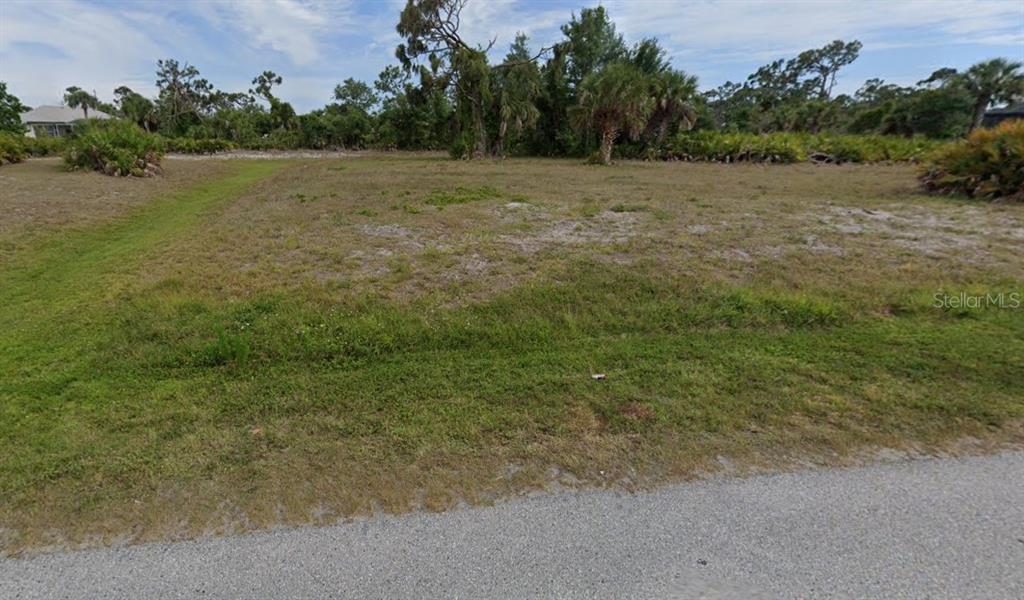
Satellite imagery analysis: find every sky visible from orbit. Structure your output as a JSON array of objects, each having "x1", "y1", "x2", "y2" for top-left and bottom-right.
[{"x1": 1, "y1": 0, "x2": 1022, "y2": 113}]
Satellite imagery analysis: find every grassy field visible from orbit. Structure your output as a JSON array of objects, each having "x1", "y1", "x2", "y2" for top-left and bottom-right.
[{"x1": 1, "y1": 155, "x2": 1022, "y2": 554}]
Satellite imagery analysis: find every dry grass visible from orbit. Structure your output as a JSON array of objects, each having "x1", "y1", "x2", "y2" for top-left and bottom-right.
[
  {"x1": 1, "y1": 154, "x2": 1021, "y2": 555},
  {"x1": 136, "y1": 156, "x2": 1023, "y2": 305},
  {"x1": 0, "y1": 158, "x2": 231, "y2": 266}
]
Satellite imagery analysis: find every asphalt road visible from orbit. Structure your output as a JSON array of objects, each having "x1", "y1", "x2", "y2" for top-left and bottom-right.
[{"x1": 3, "y1": 452, "x2": 1022, "y2": 599}]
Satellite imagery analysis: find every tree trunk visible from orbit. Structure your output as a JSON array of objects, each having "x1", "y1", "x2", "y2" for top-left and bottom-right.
[
  {"x1": 83, "y1": 106, "x2": 89, "y2": 119},
  {"x1": 472, "y1": 101, "x2": 487, "y2": 159},
  {"x1": 494, "y1": 118, "x2": 508, "y2": 158},
  {"x1": 969, "y1": 96, "x2": 990, "y2": 133},
  {"x1": 655, "y1": 119, "x2": 669, "y2": 146},
  {"x1": 600, "y1": 127, "x2": 616, "y2": 165}
]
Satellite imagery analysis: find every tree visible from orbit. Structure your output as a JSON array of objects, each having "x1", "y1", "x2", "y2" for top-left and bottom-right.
[
  {"x1": 334, "y1": 78, "x2": 378, "y2": 112},
  {"x1": 572, "y1": 62, "x2": 653, "y2": 164},
  {"x1": 243, "y1": 71, "x2": 294, "y2": 132},
  {"x1": 250, "y1": 70, "x2": 283, "y2": 102},
  {"x1": 396, "y1": 0, "x2": 491, "y2": 156},
  {"x1": 154, "y1": 59, "x2": 214, "y2": 135},
  {"x1": 646, "y1": 69, "x2": 698, "y2": 144},
  {"x1": 792, "y1": 40, "x2": 862, "y2": 99},
  {"x1": 374, "y1": 62, "x2": 453, "y2": 150},
  {"x1": 925, "y1": 58, "x2": 1023, "y2": 131},
  {"x1": 63, "y1": 86, "x2": 99, "y2": 118},
  {"x1": 629, "y1": 39, "x2": 698, "y2": 145},
  {"x1": 492, "y1": 33, "x2": 541, "y2": 156},
  {"x1": 114, "y1": 86, "x2": 156, "y2": 132},
  {"x1": 396, "y1": 0, "x2": 550, "y2": 158},
  {"x1": 0, "y1": 82, "x2": 28, "y2": 134},
  {"x1": 560, "y1": 7, "x2": 626, "y2": 89}
]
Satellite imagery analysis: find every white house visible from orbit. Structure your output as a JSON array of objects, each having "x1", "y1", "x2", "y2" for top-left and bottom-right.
[{"x1": 20, "y1": 105, "x2": 111, "y2": 138}]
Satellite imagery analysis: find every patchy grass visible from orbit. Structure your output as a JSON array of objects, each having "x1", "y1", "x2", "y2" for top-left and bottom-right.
[
  {"x1": 0, "y1": 155, "x2": 1021, "y2": 554},
  {"x1": 424, "y1": 185, "x2": 503, "y2": 207}
]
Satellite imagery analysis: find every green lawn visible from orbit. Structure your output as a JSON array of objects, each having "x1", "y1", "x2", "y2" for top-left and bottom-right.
[{"x1": 1, "y1": 156, "x2": 1021, "y2": 553}]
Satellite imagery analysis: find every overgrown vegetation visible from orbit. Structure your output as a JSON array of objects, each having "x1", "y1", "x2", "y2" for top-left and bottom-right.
[
  {"x1": 0, "y1": 132, "x2": 65, "y2": 165},
  {"x1": 63, "y1": 120, "x2": 164, "y2": 176},
  {"x1": 4, "y1": 2, "x2": 1018, "y2": 165},
  {"x1": 665, "y1": 131, "x2": 943, "y2": 163},
  {"x1": 920, "y1": 120, "x2": 1024, "y2": 200},
  {"x1": 0, "y1": 132, "x2": 26, "y2": 164},
  {"x1": 163, "y1": 137, "x2": 236, "y2": 154}
]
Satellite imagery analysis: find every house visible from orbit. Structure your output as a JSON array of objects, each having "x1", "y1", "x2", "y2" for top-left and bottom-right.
[
  {"x1": 982, "y1": 103, "x2": 1024, "y2": 128},
  {"x1": 20, "y1": 105, "x2": 111, "y2": 138}
]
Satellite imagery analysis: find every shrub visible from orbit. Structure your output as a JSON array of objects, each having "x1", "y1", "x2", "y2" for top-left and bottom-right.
[
  {"x1": 665, "y1": 131, "x2": 944, "y2": 164},
  {"x1": 23, "y1": 135, "x2": 66, "y2": 157},
  {"x1": 64, "y1": 119, "x2": 164, "y2": 176},
  {"x1": 666, "y1": 131, "x2": 804, "y2": 163},
  {"x1": 448, "y1": 132, "x2": 473, "y2": 159},
  {"x1": 0, "y1": 131, "x2": 26, "y2": 165},
  {"x1": 919, "y1": 120, "x2": 1024, "y2": 201},
  {"x1": 244, "y1": 129, "x2": 302, "y2": 150},
  {"x1": 165, "y1": 137, "x2": 235, "y2": 154}
]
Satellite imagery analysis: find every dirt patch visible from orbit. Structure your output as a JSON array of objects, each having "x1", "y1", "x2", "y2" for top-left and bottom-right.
[
  {"x1": 503, "y1": 210, "x2": 643, "y2": 253},
  {"x1": 816, "y1": 204, "x2": 1024, "y2": 261}
]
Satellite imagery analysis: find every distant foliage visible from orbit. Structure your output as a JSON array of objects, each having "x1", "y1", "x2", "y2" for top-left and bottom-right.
[
  {"x1": 63, "y1": 119, "x2": 164, "y2": 176},
  {"x1": 0, "y1": 131, "x2": 26, "y2": 164},
  {"x1": 666, "y1": 131, "x2": 804, "y2": 163},
  {"x1": 664, "y1": 131, "x2": 943, "y2": 164},
  {"x1": 164, "y1": 137, "x2": 235, "y2": 154},
  {"x1": 23, "y1": 135, "x2": 66, "y2": 157},
  {"x1": 0, "y1": 132, "x2": 67, "y2": 165},
  {"x1": 0, "y1": 82, "x2": 29, "y2": 134},
  {"x1": 919, "y1": 120, "x2": 1024, "y2": 201},
  {"x1": 4, "y1": 3, "x2": 1015, "y2": 164}
]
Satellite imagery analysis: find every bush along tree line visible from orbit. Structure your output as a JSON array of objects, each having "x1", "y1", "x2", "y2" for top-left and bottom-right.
[{"x1": 0, "y1": 1, "x2": 1020, "y2": 181}]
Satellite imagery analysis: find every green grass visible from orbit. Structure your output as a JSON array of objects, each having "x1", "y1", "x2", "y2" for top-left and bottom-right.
[
  {"x1": 424, "y1": 185, "x2": 503, "y2": 207},
  {"x1": 0, "y1": 156, "x2": 1021, "y2": 553}
]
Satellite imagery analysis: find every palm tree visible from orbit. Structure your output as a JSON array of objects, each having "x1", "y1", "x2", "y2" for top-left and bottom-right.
[
  {"x1": 572, "y1": 62, "x2": 652, "y2": 164},
  {"x1": 493, "y1": 34, "x2": 542, "y2": 157},
  {"x1": 646, "y1": 69, "x2": 698, "y2": 145},
  {"x1": 932, "y1": 59, "x2": 1024, "y2": 132},
  {"x1": 63, "y1": 86, "x2": 98, "y2": 118}
]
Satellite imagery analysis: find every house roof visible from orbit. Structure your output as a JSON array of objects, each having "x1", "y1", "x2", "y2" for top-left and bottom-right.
[
  {"x1": 985, "y1": 103, "x2": 1024, "y2": 116},
  {"x1": 20, "y1": 105, "x2": 112, "y2": 124}
]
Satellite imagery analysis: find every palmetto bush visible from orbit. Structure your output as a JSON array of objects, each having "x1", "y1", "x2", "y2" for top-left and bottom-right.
[
  {"x1": 23, "y1": 135, "x2": 66, "y2": 157},
  {"x1": 665, "y1": 131, "x2": 944, "y2": 164},
  {"x1": 64, "y1": 119, "x2": 164, "y2": 176},
  {"x1": 0, "y1": 131, "x2": 26, "y2": 165},
  {"x1": 667, "y1": 131, "x2": 805, "y2": 163},
  {"x1": 919, "y1": 120, "x2": 1024, "y2": 200}
]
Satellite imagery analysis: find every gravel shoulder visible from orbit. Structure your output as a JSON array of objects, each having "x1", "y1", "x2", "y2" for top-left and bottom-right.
[{"x1": 3, "y1": 451, "x2": 1022, "y2": 599}]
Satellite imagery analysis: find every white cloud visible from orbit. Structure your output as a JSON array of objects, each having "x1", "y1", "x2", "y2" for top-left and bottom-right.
[
  {"x1": 196, "y1": 0, "x2": 354, "y2": 65},
  {"x1": 0, "y1": 0, "x2": 166, "y2": 104},
  {"x1": 597, "y1": 0, "x2": 1023, "y2": 62}
]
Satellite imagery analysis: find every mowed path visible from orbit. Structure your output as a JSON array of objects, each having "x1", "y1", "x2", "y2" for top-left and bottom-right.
[
  {"x1": 2, "y1": 451, "x2": 1022, "y2": 599},
  {"x1": 0, "y1": 160, "x2": 289, "y2": 378}
]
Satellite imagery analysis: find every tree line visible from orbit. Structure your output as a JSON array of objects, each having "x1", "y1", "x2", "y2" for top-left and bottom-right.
[{"x1": 1, "y1": 1, "x2": 1020, "y2": 164}]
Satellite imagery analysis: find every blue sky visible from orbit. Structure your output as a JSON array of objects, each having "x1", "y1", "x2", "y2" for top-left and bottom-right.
[{"x1": 1, "y1": 0, "x2": 1022, "y2": 112}]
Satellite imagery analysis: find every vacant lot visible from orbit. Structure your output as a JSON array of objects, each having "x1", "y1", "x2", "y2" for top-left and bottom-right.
[{"x1": 1, "y1": 155, "x2": 1021, "y2": 554}]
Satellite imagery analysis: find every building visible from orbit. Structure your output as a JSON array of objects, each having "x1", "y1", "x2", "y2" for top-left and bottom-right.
[
  {"x1": 20, "y1": 105, "x2": 111, "y2": 138},
  {"x1": 982, "y1": 103, "x2": 1024, "y2": 128}
]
